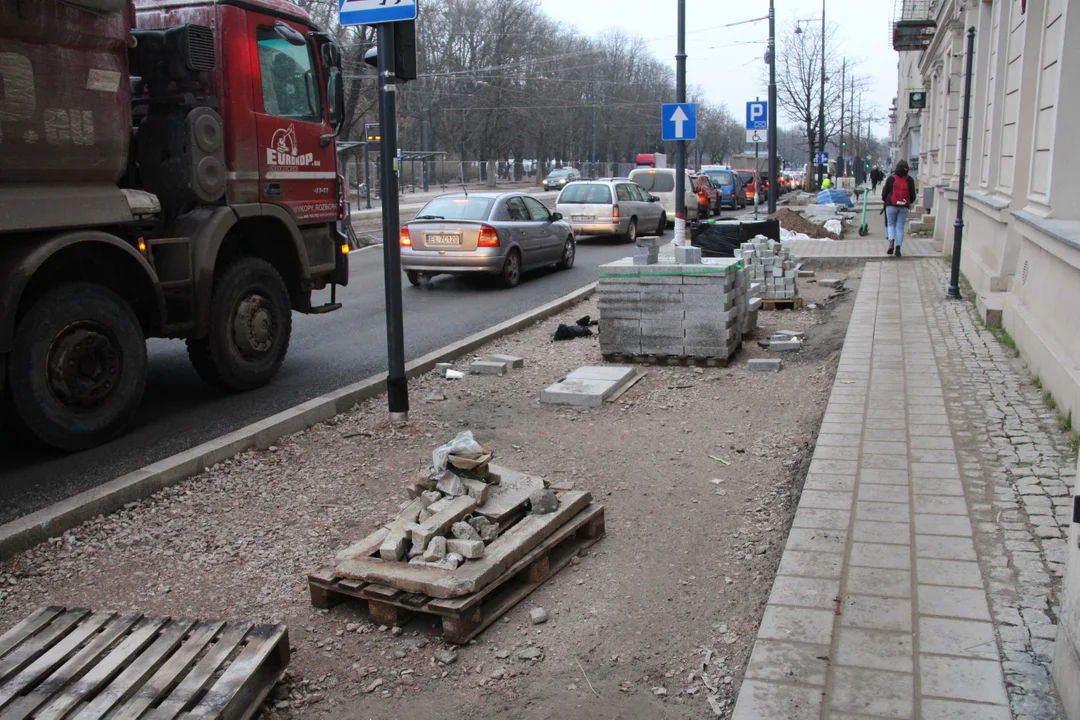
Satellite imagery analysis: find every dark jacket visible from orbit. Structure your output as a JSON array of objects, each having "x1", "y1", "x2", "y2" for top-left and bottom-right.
[{"x1": 881, "y1": 173, "x2": 917, "y2": 207}]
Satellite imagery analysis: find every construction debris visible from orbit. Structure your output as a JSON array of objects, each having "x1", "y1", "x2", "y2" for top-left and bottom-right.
[{"x1": 739, "y1": 238, "x2": 799, "y2": 301}]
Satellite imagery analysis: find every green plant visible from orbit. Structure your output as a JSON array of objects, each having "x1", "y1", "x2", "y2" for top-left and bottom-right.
[
  {"x1": 990, "y1": 325, "x2": 1019, "y2": 357},
  {"x1": 1060, "y1": 410, "x2": 1074, "y2": 433},
  {"x1": 1033, "y1": 376, "x2": 1043, "y2": 390},
  {"x1": 942, "y1": 254, "x2": 953, "y2": 266},
  {"x1": 1071, "y1": 433, "x2": 1080, "y2": 456},
  {"x1": 1043, "y1": 391, "x2": 1057, "y2": 410}
]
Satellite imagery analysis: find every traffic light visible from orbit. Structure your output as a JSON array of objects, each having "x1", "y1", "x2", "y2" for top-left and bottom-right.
[{"x1": 362, "y1": 20, "x2": 417, "y2": 82}]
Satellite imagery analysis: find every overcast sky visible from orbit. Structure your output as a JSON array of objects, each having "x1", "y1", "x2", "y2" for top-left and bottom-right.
[{"x1": 537, "y1": 0, "x2": 896, "y2": 138}]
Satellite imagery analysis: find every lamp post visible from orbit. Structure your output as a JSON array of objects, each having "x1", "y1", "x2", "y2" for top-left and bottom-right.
[
  {"x1": 795, "y1": 0, "x2": 826, "y2": 189},
  {"x1": 767, "y1": 0, "x2": 778, "y2": 214}
]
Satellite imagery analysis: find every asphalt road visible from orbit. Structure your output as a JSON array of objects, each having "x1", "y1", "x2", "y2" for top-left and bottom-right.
[
  {"x1": 0, "y1": 199, "x2": 759, "y2": 524},
  {"x1": 0, "y1": 233, "x2": 633, "y2": 524}
]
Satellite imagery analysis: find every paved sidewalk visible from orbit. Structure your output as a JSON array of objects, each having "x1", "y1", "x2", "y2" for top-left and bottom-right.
[
  {"x1": 733, "y1": 259, "x2": 1071, "y2": 719},
  {"x1": 787, "y1": 237, "x2": 938, "y2": 260}
]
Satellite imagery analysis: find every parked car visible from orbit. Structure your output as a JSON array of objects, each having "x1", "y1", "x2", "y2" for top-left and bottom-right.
[
  {"x1": 555, "y1": 179, "x2": 666, "y2": 242},
  {"x1": 694, "y1": 175, "x2": 721, "y2": 219},
  {"x1": 401, "y1": 192, "x2": 575, "y2": 289},
  {"x1": 627, "y1": 168, "x2": 699, "y2": 225},
  {"x1": 541, "y1": 167, "x2": 581, "y2": 191},
  {"x1": 701, "y1": 168, "x2": 744, "y2": 209}
]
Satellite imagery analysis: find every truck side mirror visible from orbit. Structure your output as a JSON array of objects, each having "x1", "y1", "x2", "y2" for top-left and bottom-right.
[
  {"x1": 320, "y1": 68, "x2": 345, "y2": 147},
  {"x1": 274, "y1": 20, "x2": 306, "y2": 46}
]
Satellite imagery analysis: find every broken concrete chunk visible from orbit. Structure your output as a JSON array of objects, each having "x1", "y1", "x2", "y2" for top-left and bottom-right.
[
  {"x1": 435, "y1": 649, "x2": 458, "y2": 665},
  {"x1": 475, "y1": 465, "x2": 545, "y2": 524},
  {"x1": 528, "y1": 488, "x2": 559, "y2": 515},
  {"x1": 433, "y1": 362, "x2": 454, "y2": 375},
  {"x1": 548, "y1": 479, "x2": 576, "y2": 492},
  {"x1": 529, "y1": 607, "x2": 548, "y2": 625},
  {"x1": 748, "y1": 358, "x2": 783, "y2": 373},
  {"x1": 421, "y1": 490, "x2": 443, "y2": 504},
  {"x1": 410, "y1": 496, "x2": 478, "y2": 550},
  {"x1": 460, "y1": 478, "x2": 490, "y2": 504},
  {"x1": 467, "y1": 515, "x2": 500, "y2": 543},
  {"x1": 517, "y1": 647, "x2": 543, "y2": 661},
  {"x1": 769, "y1": 340, "x2": 802, "y2": 352},
  {"x1": 818, "y1": 278, "x2": 843, "y2": 288},
  {"x1": 444, "y1": 552, "x2": 464, "y2": 569},
  {"x1": 379, "y1": 496, "x2": 433, "y2": 561},
  {"x1": 446, "y1": 538, "x2": 485, "y2": 559},
  {"x1": 451, "y1": 521, "x2": 481, "y2": 541},
  {"x1": 470, "y1": 360, "x2": 507, "y2": 375},
  {"x1": 436, "y1": 473, "x2": 465, "y2": 497},
  {"x1": 422, "y1": 536, "x2": 447, "y2": 562},
  {"x1": 486, "y1": 354, "x2": 524, "y2": 369}
]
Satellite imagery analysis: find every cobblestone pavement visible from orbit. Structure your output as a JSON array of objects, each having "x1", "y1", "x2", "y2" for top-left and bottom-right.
[{"x1": 732, "y1": 259, "x2": 1073, "y2": 719}]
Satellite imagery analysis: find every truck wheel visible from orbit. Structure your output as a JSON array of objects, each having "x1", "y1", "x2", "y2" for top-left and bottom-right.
[
  {"x1": 186, "y1": 257, "x2": 291, "y2": 391},
  {"x1": 8, "y1": 283, "x2": 147, "y2": 451}
]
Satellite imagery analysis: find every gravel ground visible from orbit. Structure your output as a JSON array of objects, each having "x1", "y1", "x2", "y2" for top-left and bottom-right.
[{"x1": 0, "y1": 273, "x2": 857, "y2": 719}]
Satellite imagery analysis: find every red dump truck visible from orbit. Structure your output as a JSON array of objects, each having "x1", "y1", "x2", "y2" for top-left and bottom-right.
[{"x1": 0, "y1": 0, "x2": 350, "y2": 450}]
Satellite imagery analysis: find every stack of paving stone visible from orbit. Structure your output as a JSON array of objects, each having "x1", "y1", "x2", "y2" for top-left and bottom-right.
[
  {"x1": 739, "y1": 238, "x2": 798, "y2": 300},
  {"x1": 597, "y1": 256, "x2": 747, "y2": 360}
]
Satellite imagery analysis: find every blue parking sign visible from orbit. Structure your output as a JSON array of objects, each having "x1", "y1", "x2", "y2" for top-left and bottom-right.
[{"x1": 746, "y1": 101, "x2": 768, "y2": 130}]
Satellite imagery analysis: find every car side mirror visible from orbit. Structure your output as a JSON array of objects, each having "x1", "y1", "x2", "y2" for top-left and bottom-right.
[
  {"x1": 551, "y1": 212, "x2": 563, "y2": 221},
  {"x1": 649, "y1": 196, "x2": 659, "y2": 202}
]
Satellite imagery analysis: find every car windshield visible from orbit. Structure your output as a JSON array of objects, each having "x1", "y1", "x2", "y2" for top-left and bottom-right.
[
  {"x1": 417, "y1": 196, "x2": 494, "y2": 221},
  {"x1": 631, "y1": 172, "x2": 675, "y2": 193},
  {"x1": 736, "y1": 171, "x2": 755, "y2": 184},
  {"x1": 559, "y1": 183, "x2": 612, "y2": 204},
  {"x1": 705, "y1": 170, "x2": 734, "y2": 185},
  {"x1": 547, "y1": 169, "x2": 571, "y2": 179}
]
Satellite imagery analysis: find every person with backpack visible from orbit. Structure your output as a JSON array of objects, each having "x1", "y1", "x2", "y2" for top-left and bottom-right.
[{"x1": 881, "y1": 160, "x2": 917, "y2": 257}]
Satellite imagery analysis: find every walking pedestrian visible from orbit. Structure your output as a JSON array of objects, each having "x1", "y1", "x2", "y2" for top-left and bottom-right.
[
  {"x1": 881, "y1": 160, "x2": 916, "y2": 257},
  {"x1": 871, "y1": 166, "x2": 884, "y2": 192},
  {"x1": 821, "y1": 174, "x2": 832, "y2": 190}
]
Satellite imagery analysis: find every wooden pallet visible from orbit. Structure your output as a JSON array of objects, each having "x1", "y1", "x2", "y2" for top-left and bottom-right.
[
  {"x1": 602, "y1": 352, "x2": 735, "y2": 368},
  {"x1": 308, "y1": 503, "x2": 605, "y2": 644},
  {"x1": 0, "y1": 608, "x2": 288, "y2": 720},
  {"x1": 759, "y1": 297, "x2": 804, "y2": 310}
]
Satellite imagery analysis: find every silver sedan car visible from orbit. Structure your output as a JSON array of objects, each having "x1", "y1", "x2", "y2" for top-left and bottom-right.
[{"x1": 400, "y1": 192, "x2": 576, "y2": 288}]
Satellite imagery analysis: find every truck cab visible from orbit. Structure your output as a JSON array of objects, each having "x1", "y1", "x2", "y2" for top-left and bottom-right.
[{"x1": 0, "y1": 0, "x2": 349, "y2": 450}]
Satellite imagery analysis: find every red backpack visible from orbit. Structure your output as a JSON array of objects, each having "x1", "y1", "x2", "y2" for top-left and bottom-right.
[{"x1": 890, "y1": 174, "x2": 910, "y2": 206}]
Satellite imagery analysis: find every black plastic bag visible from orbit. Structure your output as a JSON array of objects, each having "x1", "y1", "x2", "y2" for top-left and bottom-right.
[
  {"x1": 554, "y1": 324, "x2": 593, "y2": 341},
  {"x1": 690, "y1": 218, "x2": 781, "y2": 257}
]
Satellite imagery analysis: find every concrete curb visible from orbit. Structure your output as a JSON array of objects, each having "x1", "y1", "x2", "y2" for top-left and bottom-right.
[{"x1": 0, "y1": 282, "x2": 597, "y2": 560}]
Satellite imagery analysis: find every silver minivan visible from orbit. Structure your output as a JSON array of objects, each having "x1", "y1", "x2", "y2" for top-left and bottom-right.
[
  {"x1": 627, "y1": 168, "x2": 699, "y2": 225},
  {"x1": 555, "y1": 179, "x2": 666, "y2": 242}
]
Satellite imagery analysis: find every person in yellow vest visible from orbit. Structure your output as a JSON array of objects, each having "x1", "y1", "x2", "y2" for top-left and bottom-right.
[{"x1": 821, "y1": 175, "x2": 832, "y2": 190}]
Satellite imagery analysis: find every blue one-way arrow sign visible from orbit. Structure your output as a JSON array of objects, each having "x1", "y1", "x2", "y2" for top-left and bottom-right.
[
  {"x1": 339, "y1": 0, "x2": 417, "y2": 26},
  {"x1": 662, "y1": 103, "x2": 697, "y2": 141}
]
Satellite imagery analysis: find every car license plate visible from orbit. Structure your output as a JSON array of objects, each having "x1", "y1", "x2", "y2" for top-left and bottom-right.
[
  {"x1": 571, "y1": 215, "x2": 594, "y2": 222},
  {"x1": 426, "y1": 233, "x2": 461, "y2": 246}
]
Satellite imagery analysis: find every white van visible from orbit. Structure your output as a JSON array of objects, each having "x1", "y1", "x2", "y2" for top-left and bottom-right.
[{"x1": 627, "y1": 168, "x2": 698, "y2": 225}]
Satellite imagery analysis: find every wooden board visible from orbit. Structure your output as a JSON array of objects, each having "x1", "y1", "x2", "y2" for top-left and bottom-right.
[
  {"x1": 309, "y1": 503, "x2": 605, "y2": 644},
  {"x1": 335, "y1": 491, "x2": 592, "y2": 598},
  {"x1": 0, "y1": 608, "x2": 288, "y2": 720}
]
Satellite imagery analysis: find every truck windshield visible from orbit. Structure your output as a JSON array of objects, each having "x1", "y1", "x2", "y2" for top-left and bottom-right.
[
  {"x1": 418, "y1": 197, "x2": 495, "y2": 221},
  {"x1": 257, "y1": 27, "x2": 321, "y2": 121}
]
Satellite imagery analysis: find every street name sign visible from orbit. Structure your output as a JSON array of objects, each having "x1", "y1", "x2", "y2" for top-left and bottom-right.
[
  {"x1": 340, "y1": 0, "x2": 417, "y2": 26},
  {"x1": 746, "y1": 101, "x2": 768, "y2": 130},
  {"x1": 662, "y1": 103, "x2": 697, "y2": 141}
]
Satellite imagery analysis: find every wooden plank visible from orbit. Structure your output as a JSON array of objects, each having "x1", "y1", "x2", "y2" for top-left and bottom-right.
[
  {"x1": 0, "y1": 613, "x2": 143, "y2": 720},
  {"x1": 109, "y1": 620, "x2": 224, "y2": 720},
  {"x1": 0, "y1": 608, "x2": 63, "y2": 661},
  {"x1": 307, "y1": 568, "x2": 341, "y2": 610},
  {"x1": 362, "y1": 584, "x2": 401, "y2": 601},
  {"x1": 427, "y1": 503, "x2": 602, "y2": 612},
  {"x1": 147, "y1": 623, "x2": 253, "y2": 720},
  {"x1": 367, "y1": 601, "x2": 412, "y2": 628},
  {"x1": 0, "y1": 609, "x2": 89, "y2": 685},
  {"x1": 185, "y1": 624, "x2": 288, "y2": 720},
  {"x1": 338, "y1": 579, "x2": 365, "y2": 592},
  {"x1": 33, "y1": 616, "x2": 166, "y2": 720},
  {"x1": 336, "y1": 492, "x2": 592, "y2": 599},
  {"x1": 67, "y1": 618, "x2": 195, "y2": 720},
  {"x1": 0, "y1": 611, "x2": 115, "y2": 711}
]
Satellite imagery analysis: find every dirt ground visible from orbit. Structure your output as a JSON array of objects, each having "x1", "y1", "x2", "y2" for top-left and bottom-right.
[{"x1": 0, "y1": 271, "x2": 858, "y2": 720}]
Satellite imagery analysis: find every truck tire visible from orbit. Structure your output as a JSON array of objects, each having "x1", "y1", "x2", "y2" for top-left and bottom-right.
[
  {"x1": 7, "y1": 283, "x2": 147, "y2": 451},
  {"x1": 186, "y1": 257, "x2": 291, "y2": 391}
]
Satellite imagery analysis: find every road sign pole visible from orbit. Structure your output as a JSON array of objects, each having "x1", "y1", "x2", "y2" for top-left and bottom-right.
[
  {"x1": 754, "y1": 142, "x2": 760, "y2": 219},
  {"x1": 767, "y1": 0, "x2": 778, "y2": 214},
  {"x1": 673, "y1": 0, "x2": 688, "y2": 246},
  {"x1": 377, "y1": 23, "x2": 409, "y2": 421},
  {"x1": 364, "y1": 142, "x2": 372, "y2": 209}
]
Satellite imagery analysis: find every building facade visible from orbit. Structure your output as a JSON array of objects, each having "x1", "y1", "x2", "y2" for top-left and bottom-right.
[{"x1": 893, "y1": 0, "x2": 1079, "y2": 714}]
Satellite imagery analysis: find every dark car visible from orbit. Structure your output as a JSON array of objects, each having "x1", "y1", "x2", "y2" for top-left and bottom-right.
[
  {"x1": 401, "y1": 192, "x2": 575, "y2": 288},
  {"x1": 702, "y1": 168, "x2": 745, "y2": 209}
]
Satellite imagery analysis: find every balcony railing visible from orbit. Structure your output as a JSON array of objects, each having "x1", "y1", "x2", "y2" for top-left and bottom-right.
[{"x1": 891, "y1": 0, "x2": 936, "y2": 51}]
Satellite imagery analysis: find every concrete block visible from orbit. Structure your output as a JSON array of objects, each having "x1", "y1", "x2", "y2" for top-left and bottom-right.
[
  {"x1": 634, "y1": 273, "x2": 682, "y2": 284},
  {"x1": 640, "y1": 341, "x2": 684, "y2": 356},
  {"x1": 977, "y1": 293, "x2": 1004, "y2": 328},
  {"x1": 674, "y1": 245, "x2": 703, "y2": 264},
  {"x1": 470, "y1": 360, "x2": 507, "y2": 375},
  {"x1": 565, "y1": 366, "x2": 637, "y2": 384},
  {"x1": 770, "y1": 340, "x2": 803, "y2": 352},
  {"x1": 798, "y1": 270, "x2": 815, "y2": 278},
  {"x1": 639, "y1": 322, "x2": 685, "y2": 338},
  {"x1": 749, "y1": 358, "x2": 782, "y2": 372},
  {"x1": 684, "y1": 344, "x2": 733, "y2": 359},
  {"x1": 433, "y1": 362, "x2": 454, "y2": 375},
  {"x1": 460, "y1": 478, "x2": 490, "y2": 504},
  {"x1": 541, "y1": 376, "x2": 616, "y2": 408},
  {"x1": 683, "y1": 274, "x2": 731, "y2": 285},
  {"x1": 486, "y1": 354, "x2": 524, "y2": 369},
  {"x1": 632, "y1": 254, "x2": 659, "y2": 266},
  {"x1": 602, "y1": 318, "x2": 642, "y2": 332},
  {"x1": 818, "y1": 278, "x2": 843, "y2": 288},
  {"x1": 446, "y1": 538, "x2": 485, "y2": 559}
]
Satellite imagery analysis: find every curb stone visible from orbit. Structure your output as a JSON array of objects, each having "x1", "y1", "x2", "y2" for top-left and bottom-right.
[{"x1": 0, "y1": 282, "x2": 597, "y2": 560}]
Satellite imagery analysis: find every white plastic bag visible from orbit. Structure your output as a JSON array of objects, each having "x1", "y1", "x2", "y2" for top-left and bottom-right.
[
  {"x1": 824, "y1": 219, "x2": 842, "y2": 235},
  {"x1": 431, "y1": 430, "x2": 485, "y2": 476}
]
